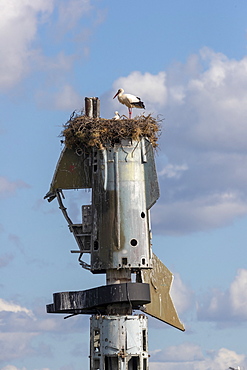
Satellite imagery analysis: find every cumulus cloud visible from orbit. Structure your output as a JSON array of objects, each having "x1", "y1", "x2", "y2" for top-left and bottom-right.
[
  {"x1": 0, "y1": 298, "x2": 88, "y2": 334},
  {"x1": 0, "y1": 177, "x2": 30, "y2": 198},
  {"x1": 151, "y1": 343, "x2": 203, "y2": 363},
  {"x1": 172, "y1": 48, "x2": 247, "y2": 154},
  {"x1": 56, "y1": 0, "x2": 92, "y2": 32},
  {"x1": 33, "y1": 0, "x2": 106, "y2": 109},
  {"x1": 158, "y1": 164, "x2": 189, "y2": 179},
  {"x1": 198, "y1": 268, "x2": 247, "y2": 323},
  {"x1": 0, "y1": 0, "x2": 104, "y2": 94},
  {"x1": 0, "y1": 298, "x2": 88, "y2": 361},
  {"x1": 113, "y1": 71, "x2": 167, "y2": 109},
  {"x1": 150, "y1": 344, "x2": 247, "y2": 370},
  {"x1": 170, "y1": 273, "x2": 194, "y2": 314},
  {"x1": 0, "y1": 0, "x2": 54, "y2": 89},
  {"x1": 0, "y1": 332, "x2": 38, "y2": 362},
  {"x1": 0, "y1": 298, "x2": 34, "y2": 318},
  {"x1": 1, "y1": 367, "x2": 50, "y2": 370},
  {"x1": 153, "y1": 193, "x2": 247, "y2": 235},
  {"x1": 111, "y1": 49, "x2": 247, "y2": 234}
]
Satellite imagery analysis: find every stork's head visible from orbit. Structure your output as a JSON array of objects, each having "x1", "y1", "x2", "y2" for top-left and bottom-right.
[{"x1": 113, "y1": 88, "x2": 124, "y2": 99}]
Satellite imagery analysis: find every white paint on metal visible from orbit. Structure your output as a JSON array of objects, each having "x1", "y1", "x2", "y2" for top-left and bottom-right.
[{"x1": 90, "y1": 314, "x2": 148, "y2": 370}]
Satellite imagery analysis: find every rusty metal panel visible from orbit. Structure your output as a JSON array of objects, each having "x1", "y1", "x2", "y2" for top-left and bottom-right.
[
  {"x1": 46, "y1": 146, "x2": 92, "y2": 198},
  {"x1": 141, "y1": 253, "x2": 185, "y2": 331}
]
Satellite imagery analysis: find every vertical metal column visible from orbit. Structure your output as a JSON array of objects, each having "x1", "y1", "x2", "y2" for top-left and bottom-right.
[
  {"x1": 85, "y1": 97, "x2": 149, "y2": 370},
  {"x1": 90, "y1": 315, "x2": 148, "y2": 370},
  {"x1": 45, "y1": 96, "x2": 184, "y2": 370},
  {"x1": 85, "y1": 97, "x2": 100, "y2": 118}
]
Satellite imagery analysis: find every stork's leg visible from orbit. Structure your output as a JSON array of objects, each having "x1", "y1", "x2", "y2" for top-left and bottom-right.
[{"x1": 128, "y1": 107, "x2": 132, "y2": 119}]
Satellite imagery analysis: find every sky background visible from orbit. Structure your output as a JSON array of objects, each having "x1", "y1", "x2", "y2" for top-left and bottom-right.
[{"x1": 1, "y1": 0, "x2": 247, "y2": 369}]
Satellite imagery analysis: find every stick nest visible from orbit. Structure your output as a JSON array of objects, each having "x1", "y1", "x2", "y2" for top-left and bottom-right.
[{"x1": 62, "y1": 114, "x2": 161, "y2": 150}]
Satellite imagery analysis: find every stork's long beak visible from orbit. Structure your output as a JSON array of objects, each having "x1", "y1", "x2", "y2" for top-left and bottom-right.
[{"x1": 113, "y1": 91, "x2": 119, "y2": 99}]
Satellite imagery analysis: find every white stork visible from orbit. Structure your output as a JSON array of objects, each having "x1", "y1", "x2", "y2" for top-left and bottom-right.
[
  {"x1": 113, "y1": 111, "x2": 120, "y2": 120},
  {"x1": 113, "y1": 88, "x2": 145, "y2": 118}
]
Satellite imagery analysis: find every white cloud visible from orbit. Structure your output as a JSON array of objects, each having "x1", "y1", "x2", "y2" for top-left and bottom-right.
[
  {"x1": 230, "y1": 269, "x2": 247, "y2": 318},
  {"x1": 0, "y1": 0, "x2": 103, "y2": 93},
  {"x1": 0, "y1": 177, "x2": 30, "y2": 198},
  {"x1": 198, "y1": 268, "x2": 247, "y2": 323},
  {"x1": 0, "y1": 298, "x2": 88, "y2": 334},
  {"x1": 0, "y1": 332, "x2": 38, "y2": 362},
  {"x1": 1, "y1": 364, "x2": 51, "y2": 370},
  {"x1": 166, "y1": 48, "x2": 247, "y2": 154},
  {"x1": 170, "y1": 273, "x2": 194, "y2": 314},
  {"x1": 111, "y1": 49, "x2": 247, "y2": 234},
  {"x1": 1, "y1": 366, "x2": 27, "y2": 370},
  {"x1": 150, "y1": 345, "x2": 247, "y2": 370},
  {"x1": 53, "y1": 85, "x2": 83, "y2": 111},
  {"x1": 0, "y1": 0, "x2": 54, "y2": 89},
  {"x1": 57, "y1": 0, "x2": 92, "y2": 32},
  {"x1": 113, "y1": 71, "x2": 168, "y2": 108},
  {"x1": 153, "y1": 192, "x2": 247, "y2": 235},
  {"x1": 150, "y1": 343, "x2": 203, "y2": 362},
  {"x1": 0, "y1": 298, "x2": 34, "y2": 318},
  {"x1": 158, "y1": 163, "x2": 188, "y2": 179},
  {"x1": 0, "y1": 298, "x2": 88, "y2": 362}
]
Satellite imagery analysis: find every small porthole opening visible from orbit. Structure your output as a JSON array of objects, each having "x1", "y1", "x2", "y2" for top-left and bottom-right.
[
  {"x1": 141, "y1": 212, "x2": 145, "y2": 218},
  {"x1": 130, "y1": 239, "x2": 138, "y2": 247}
]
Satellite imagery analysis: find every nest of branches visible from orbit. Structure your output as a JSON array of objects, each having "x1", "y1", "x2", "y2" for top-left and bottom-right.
[{"x1": 62, "y1": 114, "x2": 162, "y2": 150}]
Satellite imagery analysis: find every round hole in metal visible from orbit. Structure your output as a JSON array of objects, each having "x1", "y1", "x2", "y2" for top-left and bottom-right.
[{"x1": 130, "y1": 239, "x2": 138, "y2": 246}]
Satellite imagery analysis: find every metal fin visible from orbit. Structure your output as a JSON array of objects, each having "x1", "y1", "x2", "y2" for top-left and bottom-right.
[
  {"x1": 143, "y1": 139, "x2": 160, "y2": 209},
  {"x1": 140, "y1": 253, "x2": 185, "y2": 331}
]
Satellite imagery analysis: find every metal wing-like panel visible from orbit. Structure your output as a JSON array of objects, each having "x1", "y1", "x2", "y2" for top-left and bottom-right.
[
  {"x1": 143, "y1": 139, "x2": 160, "y2": 209},
  {"x1": 141, "y1": 253, "x2": 185, "y2": 331},
  {"x1": 45, "y1": 146, "x2": 92, "y2": 201}
]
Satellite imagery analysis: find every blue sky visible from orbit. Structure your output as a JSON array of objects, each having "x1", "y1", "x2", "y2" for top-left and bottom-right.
[{"x1": 1, "y1": 0, "x2": 247, "y2": 369}]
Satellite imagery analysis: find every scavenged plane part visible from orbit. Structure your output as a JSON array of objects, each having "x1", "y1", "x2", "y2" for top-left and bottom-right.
[{"x1": 140, "y1": 253, "x2": 185, "y2": 331}]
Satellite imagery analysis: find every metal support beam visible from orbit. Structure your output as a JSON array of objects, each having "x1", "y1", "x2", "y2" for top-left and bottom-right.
[{"x1": 85, "y1": 97, "x2": 100, "y2": 118}]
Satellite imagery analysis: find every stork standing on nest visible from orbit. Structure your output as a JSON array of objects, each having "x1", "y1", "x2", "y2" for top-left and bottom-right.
[{"x1": 113, "y1": 88, "x2": 145, "y2": 118}]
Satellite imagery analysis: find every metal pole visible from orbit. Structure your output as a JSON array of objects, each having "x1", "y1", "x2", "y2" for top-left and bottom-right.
[
  {"x1": 85, "y1": 97, "x2": 100, "y2": 118},
  {"x1": 45, "y1": 96, "x2": 184, "y2": 370}
]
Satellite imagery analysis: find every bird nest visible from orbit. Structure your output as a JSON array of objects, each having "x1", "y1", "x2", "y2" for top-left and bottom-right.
[{"x1": 62, "y1": 113, "x2": 161, "y2": 151}]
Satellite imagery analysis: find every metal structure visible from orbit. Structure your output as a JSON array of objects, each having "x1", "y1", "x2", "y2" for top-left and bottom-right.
[{"x1": 45, "y1": 97, "x2": 184, "y2": 370}]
